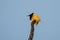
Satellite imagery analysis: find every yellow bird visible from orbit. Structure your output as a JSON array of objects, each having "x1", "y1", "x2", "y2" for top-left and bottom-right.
[{"x1": 28, "y1": 13, "x2": 41, "y2": 25}]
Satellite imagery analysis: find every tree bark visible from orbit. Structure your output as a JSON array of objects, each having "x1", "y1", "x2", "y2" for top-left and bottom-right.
[{"x1": 28, "y1": 20, "x2": 36, "y2": 40}]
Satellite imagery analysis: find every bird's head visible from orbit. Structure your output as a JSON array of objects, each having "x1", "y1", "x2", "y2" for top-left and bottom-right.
[{"x1": 28, "y1": 13, "x2": 34, "y2": 20}]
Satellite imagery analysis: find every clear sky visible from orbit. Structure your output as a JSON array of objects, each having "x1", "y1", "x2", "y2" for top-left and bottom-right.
[{"x1": 0, "y1": 0, "x2": 60, "y2": 40}]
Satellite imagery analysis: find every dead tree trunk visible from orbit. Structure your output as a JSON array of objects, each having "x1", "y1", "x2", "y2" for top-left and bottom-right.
[{"x1": 28, "y1": 20, "x2": 36, "y2": 40}]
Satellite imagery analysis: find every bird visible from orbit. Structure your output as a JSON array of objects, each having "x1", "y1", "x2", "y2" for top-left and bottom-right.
[{"x1": 28, "y1": 13, "x2": 40, "y2": 25}]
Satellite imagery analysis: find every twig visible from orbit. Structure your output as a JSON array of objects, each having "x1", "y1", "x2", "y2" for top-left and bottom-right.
[{"x1": 28, "y1": 20, "x2": 36, "y2": 40}]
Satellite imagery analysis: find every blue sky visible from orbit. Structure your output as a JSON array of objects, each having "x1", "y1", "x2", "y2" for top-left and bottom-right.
[{"x1": 0, "y1": 0, "x2": 60, "y2": 40}]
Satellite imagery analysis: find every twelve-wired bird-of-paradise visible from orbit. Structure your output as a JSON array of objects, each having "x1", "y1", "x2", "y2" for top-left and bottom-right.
[
  {"x1": 28, "y1": 13, "x2": 41, "y2": 40},
  {"x1": 28, "y1": 13, "x2": 41, "y2": 25}
]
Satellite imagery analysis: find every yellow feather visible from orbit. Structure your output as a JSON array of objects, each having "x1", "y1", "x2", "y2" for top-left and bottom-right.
[{"x1": 31, "y1": 13, "x2": 40, "y2": 25}]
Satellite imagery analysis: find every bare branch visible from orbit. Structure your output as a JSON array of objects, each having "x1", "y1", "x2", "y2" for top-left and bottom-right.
[{"x1": 28, "y1": 20, "x2": 36, "y2": 40}]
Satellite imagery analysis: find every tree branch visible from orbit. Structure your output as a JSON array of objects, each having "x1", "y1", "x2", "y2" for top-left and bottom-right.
[{"x1": 28, "y1": 20, "x2": 36, "y2": 40}]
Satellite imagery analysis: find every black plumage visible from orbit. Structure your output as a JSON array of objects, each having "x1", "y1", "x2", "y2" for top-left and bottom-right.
[{"x1": 28, "y1": 13, "x2": 34, "y2": 20}]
